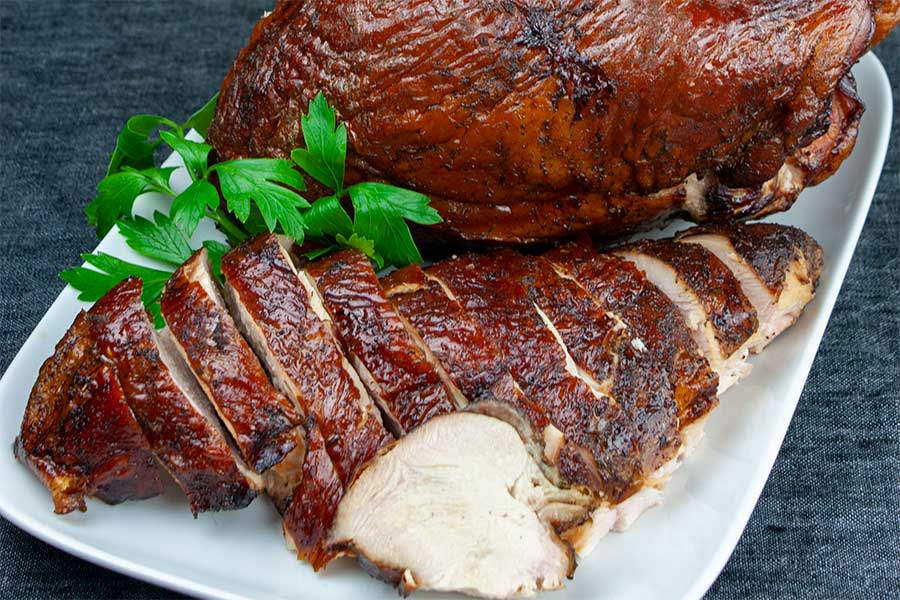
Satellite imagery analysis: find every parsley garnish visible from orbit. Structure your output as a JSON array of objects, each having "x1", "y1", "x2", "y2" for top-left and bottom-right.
[{"x1": 62, "y1": 92, "x2": 442, "y2": 323}]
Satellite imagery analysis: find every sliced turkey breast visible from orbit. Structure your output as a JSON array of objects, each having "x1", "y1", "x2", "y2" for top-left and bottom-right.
[
  {"x1": 430, "y1": 252, "x2": 643, "y2": 502},
  {"x1": 381, "y1": 264, "x2": 563, "y2": 461},
  {"x1": 303, "y1": 249, "x2": 460, "y2": 435},
  {"x1": 545, "y1": 246, "x2": 718, "y2": 426},
  {"x1": 280, "y1": 415, "x2": 345, "y2": 569},
  {"x1": 499, "y1": 251, "x2": 681, "y2": 475},
  {"x1": 616, "y1": 240, "x2": 758, "y2": 393},
  {"x1": 678, "y1": 223, "x2": 824, "y2": 353},
  {"x1": 329, "y1": 411, "x2": 592, "y2": 598},
  {"x1": 221, "y1": 234, "x2": 391, "y2": 483},
  {"x1": 86, "y1": 277, "x2": 258, "y2": 512},
  {"x1": 15, "y1": 308, "x2": 162, "y2": 514},
  {"x1": 160, "y1": 249, "x2": 306, "y2": 505}
]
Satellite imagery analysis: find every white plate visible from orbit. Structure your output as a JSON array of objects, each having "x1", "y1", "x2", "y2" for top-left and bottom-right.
[{"x1": 0, "y1": 53, "x2": 892, "y2": 600}]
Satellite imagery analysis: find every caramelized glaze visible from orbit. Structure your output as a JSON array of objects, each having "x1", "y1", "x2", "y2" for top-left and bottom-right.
[
  {"x1": 431, "y1": 252, "x2": 643, "y2": 501},
  {"x1": 222, "y1": 235, "x2": 391, "y2": 482},
  {"x1": 87, "y1": 278, "x2": 256, "y2": 513},
  {"x1": 306, "y1": 250, "x2": 457, "y2": 434},
  {"x1": 15, "y1": 309, "x2": 161, "y2": 513},
  {"x1": 161, "y1": 251, "x2": 305, "y2": 480}
]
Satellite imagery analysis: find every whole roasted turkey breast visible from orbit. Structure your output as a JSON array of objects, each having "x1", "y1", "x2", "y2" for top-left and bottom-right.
[{"x1": 209, "y1": 0, "x2": 898, "y2": 244}]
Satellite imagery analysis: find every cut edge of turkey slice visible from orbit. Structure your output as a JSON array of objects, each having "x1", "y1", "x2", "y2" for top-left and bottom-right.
[
  {"x1": 275, "y1": 236, "x2": 386, "y2": 427},
  {"x1": 222, "y1": 280, "x2": 306, "y2": 414},
  {"x1": 328, "y1": 410, "x2": 593, "y2": 598},
  {"x1": 421, "y1": 270, "x2": 567, "y2": 465},
  {"x1": 164, "y1": 250, "x2": 305, "y2": 503},
  {"x1": 153, "y1": 326, "x2": 263, "y2": 491},
  {"x1": 615, "y1": 250, "x2": 751, "y2": 393},
  {"x1": 295, "y1": 258, "x2": 405, "y2": 438},
  {"x1": 380, "y1": 272, "x2": 471, "y2": 412},
  {"x1": 680, "y1": 233, "x2": 816, "y2": 354}
]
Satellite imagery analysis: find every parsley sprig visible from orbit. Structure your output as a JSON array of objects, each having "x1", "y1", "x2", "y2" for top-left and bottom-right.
[{"x1": 62, "y1": 93, "x2": 442, "y2": 325}]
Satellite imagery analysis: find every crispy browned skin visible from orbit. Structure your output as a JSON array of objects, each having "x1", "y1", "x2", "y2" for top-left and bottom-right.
[
  {"x1": 382, "y1": 264, "x2": 550, "y2": 432},
  {"x1": 621, "y1": 240, "x2": 759, "y2": 358},
  {"x1": 680, "y1": 223, "x2": 825, "y2": 297},
  {"x1": 281, "y1": 416, "x2": 344, "y2": 571},
  {"x1": 498, "y1": 251, "x2": 680, "y2": 473},
  {"x1": 546, "y1": 246, "x2": 718, "y2": 425},
  {"x1": 305, "y1": 249, "x2": 457, "y2": 434},
  {"x1": 15, "y1": 312, "x2": 162, "y2": 514},
  {"x1": 222, "y1": 235, "x2": 391, "y2": 482},
  {"x1": 86, "y1": 278, "x2": 256, "y2": 514},
  {"x1": 210, "y1": 0, "x2": 880, "y2": 244},
  {"x1": 430, "y1": 253, "x2": 643, "y2": 501},
  {"x1": 161, "y1": 251, "x2": 305, "y2": 487},
  {"x1": 874, "y1": 0, "x2": 900, "y2": 45}
]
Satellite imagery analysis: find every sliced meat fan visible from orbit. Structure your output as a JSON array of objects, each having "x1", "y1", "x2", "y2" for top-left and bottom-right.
[{"x1": 17, "y1": 222, "x2": 823, "y2": 597}]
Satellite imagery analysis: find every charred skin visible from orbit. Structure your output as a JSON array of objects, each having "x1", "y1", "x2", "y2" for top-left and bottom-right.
[
  {"x1": 431, "y1": 252, "x2": 644, "y2": 502},
  {"x1": 86, "y1": 278, "x2": 256, "y2": 514},
  {"x1": 161, "y1": 251, "x2": 305, "y2": 494},
  {"x1": 305, "y1": 249, "x2": 457, "y2": 434},
  {"x1": 222, "y1": 235, "x2": 391, "y2": 483},
  {"x1": 15, "y1": 312, "x2": 162, "y2": 514},
  {"x1": 546, "y1": 246, "x2": 719, "y2": 426},
  {"x1": 209, "y1": 0, "x2": 882, "y2": 243},
  {"x1": 620, "y1": 240, "x2": 759, "y2": 358},
  {"x1": 382, "y1": 264, "x2": 551, "y2": 434},
  {"x1": 498, "y1": 251, "x2": 681, "y2": 474},
  {"x1": 681, "y1": 223, "x2": 825, "y2": 298}
]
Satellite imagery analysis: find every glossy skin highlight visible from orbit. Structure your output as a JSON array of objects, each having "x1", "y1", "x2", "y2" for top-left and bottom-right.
[
  {"x1": 305, "y1": 250, "x2": 457, "y2": 434},
  {"x1": 161, "y1": 251, "x2": 305, "y2": 478},
  {"x1": 86, "y1": 278, "x2": 256, "y2": 514},
  {"x1": 15, "y1": 310, "x2": 162, "y2": 514},
  {"x1": 222, "y1": 235, "x2": 392, "y2": 483}
]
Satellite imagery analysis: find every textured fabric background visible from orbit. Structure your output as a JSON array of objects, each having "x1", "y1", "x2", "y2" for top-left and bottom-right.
[{"x1": 0, "y1": 2, "x2": 897, "y2": 598}]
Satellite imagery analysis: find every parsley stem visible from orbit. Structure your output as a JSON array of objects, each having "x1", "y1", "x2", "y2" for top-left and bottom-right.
[{"x1": 207, "y1": 208, "x2": 248, "y2": 245}]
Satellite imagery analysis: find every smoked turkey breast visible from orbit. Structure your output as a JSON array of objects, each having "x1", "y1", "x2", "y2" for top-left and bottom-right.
[{"x1": 209, "y1": 0, "x2": 897, "y2": 244}]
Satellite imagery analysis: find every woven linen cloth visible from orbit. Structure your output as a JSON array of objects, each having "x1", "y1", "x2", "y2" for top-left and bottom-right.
[{"x1": 1, "y1": 2, "x2": 897, "y2": 598}]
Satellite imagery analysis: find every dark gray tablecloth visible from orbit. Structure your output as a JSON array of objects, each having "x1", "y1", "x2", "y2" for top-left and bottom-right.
[{"x1": 1, "y1": 2, "x2": 897, "y2": 598}]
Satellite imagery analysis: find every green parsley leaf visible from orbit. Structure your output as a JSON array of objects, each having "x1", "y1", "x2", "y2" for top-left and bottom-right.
[
  {"x1": 159, "y1": 130, "x2": 211, "y2": 182},
  {"x1": 171, "y1": 179, "x2": 219, "y2": 237},
  {"x1": 85, "y1": 172, "x2": 148, "y2": 238},
  {"x1": 107, "y1": 114, "x2": 180, "y2": 176},
  {"x1": 136, "y1": 166, "x2": 179, "y2": 195},
  {"x1": 146, "y1": 303, "x2": 166, "y2": 329},
  {"x1": 211, "y1": 158, "x2": 309, "y2": 242},
  {"x1": 183, "y1": 93, "x2": 219, "y2": 137},
  {"x1": 60, "y1": 252, "x2": 173, "y2": 326},
  {"x1": 346, "y1": 182, "x2": 442, "y2": 267},
  {"x1": 240, "y1": 205, "x2": 270, "y2": 236},
  {"x1": 301, "y1": 245, "x2": 337, "y2": 261},
  {"x1": 117, "y1": 211, "x2": 193, "y2": 267},
  {"x1": 202, "y1": 240, "x2": 232, "y2": 282},
  {"x1": 85, "y1": 167, "x2": 177, "y2": 237},
  {"x1": 291, "y1": 92, "x2": 347, "y2": 194},
  {"x1": 336, "y1": 232, "x2": 382, "y2": 268},
  {"x1": 304, "y1": 195, "x2": 353, "y2": 238}
]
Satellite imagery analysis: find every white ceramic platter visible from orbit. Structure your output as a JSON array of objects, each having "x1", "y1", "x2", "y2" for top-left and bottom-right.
[{"x1": 0, "y1": 53, "x2": 892, "y2": 600}]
